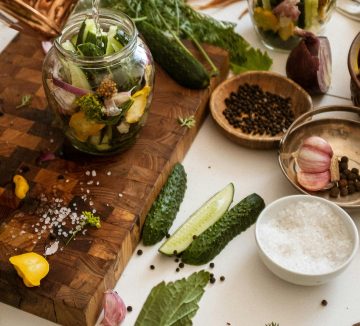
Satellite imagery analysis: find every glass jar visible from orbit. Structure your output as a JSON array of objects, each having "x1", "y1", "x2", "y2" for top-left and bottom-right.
[
  {"x1": 248, "y1": 0, "x2": 336, "y2": 51},
  {"x1": 42, "y1": 9, "x2": 154, "y2": 155}
]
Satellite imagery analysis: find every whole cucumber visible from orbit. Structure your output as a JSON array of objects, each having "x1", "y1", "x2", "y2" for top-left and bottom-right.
[
  {"x1": 181, "y1": 193, "x2": 265, "y2": 265},
  {"x1": 137, "y1": 21, "x2": 210, "y2": 89},
  {"x1": 142, "y1": 163, "x2": 187, "y2": 246}
]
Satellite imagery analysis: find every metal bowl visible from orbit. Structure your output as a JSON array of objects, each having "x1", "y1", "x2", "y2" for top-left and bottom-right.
[{"x1": 278, "y1": 105, "x2": 360, "y2": 208}]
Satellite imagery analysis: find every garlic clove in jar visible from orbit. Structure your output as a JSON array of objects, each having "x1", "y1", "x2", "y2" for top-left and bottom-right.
[{"x1": 297, "y1": 170, "x2": 331, "y2": 192}]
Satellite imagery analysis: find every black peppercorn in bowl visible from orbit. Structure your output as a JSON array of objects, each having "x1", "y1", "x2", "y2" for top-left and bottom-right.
[
  {"x1": 278, "y1": 105, "x2": 360, "y2": 208},
  {"x1": 210, "y1": 71, "x2": 313, "y2": 150}
]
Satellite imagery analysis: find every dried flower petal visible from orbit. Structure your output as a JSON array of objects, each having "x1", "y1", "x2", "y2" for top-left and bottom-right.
[{"x1": 101, "y1": 290, "x2": 126, "y2": 326}]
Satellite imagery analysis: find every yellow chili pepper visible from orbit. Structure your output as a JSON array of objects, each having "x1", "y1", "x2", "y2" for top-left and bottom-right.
[
  {"x1": 13, "y1": 175, "x2": 29, "y2": 199},
  {"x1": 9, "y1": 252, "x2": 49, "y2": 287},
  {"x1": 253, "y1": 7, "x2": 279, "y2": 33}
]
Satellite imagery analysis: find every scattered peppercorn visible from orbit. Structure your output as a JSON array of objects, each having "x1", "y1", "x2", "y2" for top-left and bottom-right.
[
  {"x1": 329, "y1": 186, "x2": 340, "y2": 198},
  {"x1": 192, "y1": 234, "x2": 197, "y2": 240},
  {"x1": 137, "y1": 249, "x2": 143, "y2": 256},
  {"x1": 209, "y1": 262, "x2": 215, "y2": 268},
  {"x1": 173, "y1": 250, "x2": 178, "y2": 255},
  {"x1": 223, "y1": 83, "x2": 294, "y2": 136},
  {"x1": 179, "y1": 262, "x2": 184, "y2": 268},
  {"x1": 339, "y1": 162, "x2": 348, "y2": 171},
  {"x1": 321, "y1": 299, "x2": 328, "y2": 306},
  {"x1": 341, "y1": 156, "x2": 349, "y2": 163},
  {"x1": 220, "y1": 276, "x2": 225, "y2": 282},
  {"x1": 340, "y1": 187, "x2": 348, "y2": 196},
  {"x1": 210, "y1": 277, "x2": 216, "y2": 284},
  {"x1": 19, "y1": 165, "x2": 30, "y2": 173},
  {"x1": 351, "y1": 168, "x2": 359, "y2": 175},
  {"x1": 127, "y1": 306, "x2": 133, "y2": 312},
  {"x1": 166, "y1": 233, "x2": 170, "y2": 238},
  {"x1": 348, "y1": 184, "x2": 356, "y2": 194},
  {"x1": 150, "y1": 265, "x2": 155, "y2": 270},
  {"x1": 176, "y1": 267, "x2": 180, "y2": 272},
  {"x1": 174, "y1": 258, "x2": 179, "y2": 263},
  {"x1": 210, "y1": 273, "x2": 214, "y2": 278},
  {"x1": 49, "y1": 232, "x2": 57, "y2": 240},
  {"x1": 338, "y1": 179, "x2": 348, "y2": 188},
  {"x1": 355, "y1": 181, "x2": 360, "y2": 191}
]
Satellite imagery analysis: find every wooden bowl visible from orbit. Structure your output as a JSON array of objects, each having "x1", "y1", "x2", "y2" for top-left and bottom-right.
[{"x1": 210, "y1": 71, "x2": 313, "y2": 149}]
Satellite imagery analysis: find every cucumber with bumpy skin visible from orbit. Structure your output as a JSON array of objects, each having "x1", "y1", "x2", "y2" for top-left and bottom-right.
[
  {"x1": 137, "y1": 21, "x2": 210, "y2": 89},
  {"x1": 159, "y1": 183, "x2": 234, "y2": 255},
  {"x1": 142, "y1": 163, "x2": 187, "y2": 245},
  {"x1": 181, "y1": 193, "x2": 265, "y2": 265}
]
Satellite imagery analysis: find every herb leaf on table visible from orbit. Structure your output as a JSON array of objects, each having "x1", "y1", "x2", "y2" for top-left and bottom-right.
[{"x1": 135, "y1": 270, "x2": 210, "y2": 326}]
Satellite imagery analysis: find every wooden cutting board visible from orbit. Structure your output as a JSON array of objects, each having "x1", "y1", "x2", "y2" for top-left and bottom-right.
[{"x1": 0, "y1": 32, "x2": 229, "y2": 325}]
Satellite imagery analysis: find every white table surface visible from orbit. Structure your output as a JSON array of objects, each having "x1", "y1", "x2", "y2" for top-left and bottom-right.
[{"x1": 1, "y1": 3, "x2": 360, "y2": 326}]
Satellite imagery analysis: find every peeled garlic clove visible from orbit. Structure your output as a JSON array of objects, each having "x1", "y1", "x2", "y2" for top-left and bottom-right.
[
  {"x1": 297, "y1": 170, "x2": 331, "y2": 191},
  {"x1": 302, "y1": 136, "x2": 333, "y2": 156},
  {"x1": 297, "y1": 146, "x2": 331, "y2": 173}
]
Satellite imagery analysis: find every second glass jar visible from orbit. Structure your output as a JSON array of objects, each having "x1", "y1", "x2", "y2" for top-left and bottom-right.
[{"x1": 248, "y1": 0, "x2": 336, "y2": 51}]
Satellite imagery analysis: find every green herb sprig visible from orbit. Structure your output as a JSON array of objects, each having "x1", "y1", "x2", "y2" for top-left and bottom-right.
[
  {"x1": 66, "y1": 211, "x2": 101, "y2": 245},
  {"x1": 16, "y1": 94, "x2": 32, "y2": 109},
  {"x1": 178, "y1": 115, "x2": 196, "y2": 128}
]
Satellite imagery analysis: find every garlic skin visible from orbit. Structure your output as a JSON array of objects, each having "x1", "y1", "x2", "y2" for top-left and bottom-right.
[
  {"x1": 297, "y1": 136, "x2": 333, "y2": 173},
  {"x1": 101, "y1": 290, "x2": 126, "y2": 326},
  {"x1": 303, "y1": 136, "x2": 333, "y2": 157},
  {"x1": 297, "y1": 170, "x2": 331, "y2": 191}
]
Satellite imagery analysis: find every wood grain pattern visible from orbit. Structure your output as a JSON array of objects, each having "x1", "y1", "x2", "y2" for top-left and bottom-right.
[{"x1": 0, "y1": 32, "x2": 229, "y2": 325}]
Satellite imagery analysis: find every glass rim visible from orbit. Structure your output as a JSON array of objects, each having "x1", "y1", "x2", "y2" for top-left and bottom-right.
[{"x1": 54, "y1": 9, "x2": 138, "y2": 66}]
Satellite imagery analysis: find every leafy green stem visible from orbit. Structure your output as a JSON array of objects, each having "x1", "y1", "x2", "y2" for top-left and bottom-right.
[
  {"x1": 185, "y1": 31, "x2": 219, "y2": 77},
  {"x1": 151, "y1": 3, "x2": 193, "y2": 57}
]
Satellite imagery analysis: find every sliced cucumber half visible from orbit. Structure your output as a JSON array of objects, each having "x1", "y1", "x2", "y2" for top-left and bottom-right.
[{"x1": 159, "y1": 183, "x2": 234, "y2": 255}]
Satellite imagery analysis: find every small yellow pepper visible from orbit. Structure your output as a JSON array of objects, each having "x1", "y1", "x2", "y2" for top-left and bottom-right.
[
  {"x1": 13, "y1": 175, "x2": 29, "y2": 199},
  {"x1": 9, "y1": 252, "x2": 49, "y2": 287},
  {"x1": 253, "y1": 7, "x2": 279, "y2": 33}
]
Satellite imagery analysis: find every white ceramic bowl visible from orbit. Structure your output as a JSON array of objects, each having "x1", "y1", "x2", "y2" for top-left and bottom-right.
[{"x1": 255, "y1": 195, "x2": 359, "y2": 286}]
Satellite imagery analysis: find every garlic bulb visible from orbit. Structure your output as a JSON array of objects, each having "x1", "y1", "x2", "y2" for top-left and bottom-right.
[
  {"x1": 295, "y1": 136, "x2": 334, "y2": 191},
  {"x1": 297, "y1": 170, "x2": 331, "y2": 192},
  {"x1": 297, "y1": 136, "x2": 333, "y2": 173}
]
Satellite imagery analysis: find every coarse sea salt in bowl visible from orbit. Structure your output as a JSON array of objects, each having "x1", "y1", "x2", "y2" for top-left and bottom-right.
[{"x1": 255, "y1": 195, "x2": 359, "y2": 286}]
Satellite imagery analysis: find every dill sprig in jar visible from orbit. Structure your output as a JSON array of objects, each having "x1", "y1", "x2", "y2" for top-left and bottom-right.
[{"x1": 42, "y1": 9, "x2": 154, "y2": 155}]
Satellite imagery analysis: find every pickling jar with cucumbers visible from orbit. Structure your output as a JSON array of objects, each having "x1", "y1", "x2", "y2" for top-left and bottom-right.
[
  {"x1": 42, "y1": 9, "x2": 154, "y2": 155},
  {"x1": 248, "y1": 0, "x2": 336, "y2": 50}
]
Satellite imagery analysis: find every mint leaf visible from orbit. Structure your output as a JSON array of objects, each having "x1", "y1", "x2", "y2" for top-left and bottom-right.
[{"x1": 135, "y1": 270, "x2": 210, "y2": 326}]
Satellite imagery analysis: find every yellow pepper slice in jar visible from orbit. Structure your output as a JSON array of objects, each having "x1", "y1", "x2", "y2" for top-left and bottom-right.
[
  {"x1": 253, "y1": 7, "x2": 279, "y2": 32},
  {"x1": 9, "y1": 252, "x2": 49, "y2": 287},
  {"x1": 13, "y1": 175, "x2": 29, "y2": 199},
  {"x1": 125, "y1": 86, "x2": 151, "y2": 124},
  {"x1": 69, "y1": 111, "x2": 105, "y2": 142}
]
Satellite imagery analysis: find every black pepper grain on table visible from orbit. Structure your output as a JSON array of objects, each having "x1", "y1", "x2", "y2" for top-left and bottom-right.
[{"x1": 223, "y1": 83, "x2": 294, "y2": 136}]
